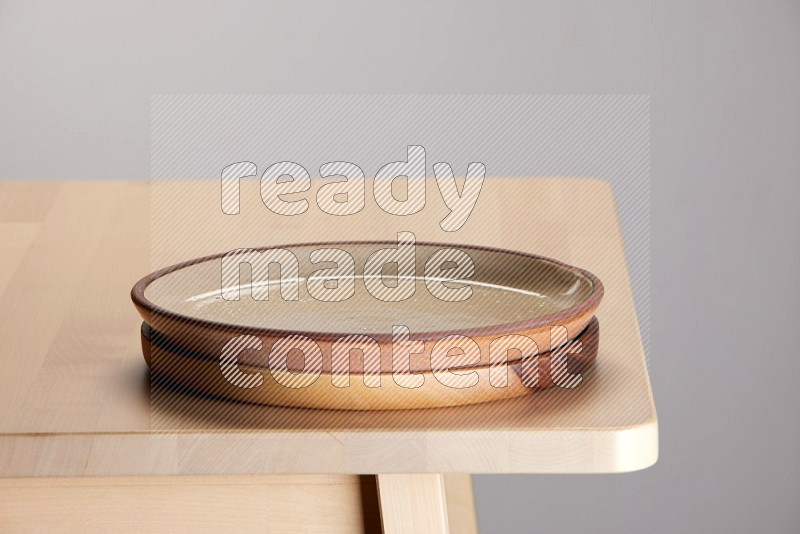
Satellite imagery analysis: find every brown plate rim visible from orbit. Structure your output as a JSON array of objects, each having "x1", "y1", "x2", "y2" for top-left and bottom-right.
[{"x1": 131, "y1": 240, "x2": 604, "y2": 342}]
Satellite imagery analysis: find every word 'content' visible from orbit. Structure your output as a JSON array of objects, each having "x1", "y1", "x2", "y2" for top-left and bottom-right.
[
  {"x1": 219, "y1": 325, "x2": 585, "y2": 391},
  {"x1": 220, "y1": 146, "x2": 486, "y2": 232}
]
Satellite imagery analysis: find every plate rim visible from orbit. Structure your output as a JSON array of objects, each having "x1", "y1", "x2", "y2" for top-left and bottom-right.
[{"x1": 131, "y1": 240, "x2": 604, "y2": 342}]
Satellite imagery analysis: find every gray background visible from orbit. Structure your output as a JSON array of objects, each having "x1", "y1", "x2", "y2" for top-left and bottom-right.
[{"x1": 1, "y1": 1, "x2": 798, "y2": 532}]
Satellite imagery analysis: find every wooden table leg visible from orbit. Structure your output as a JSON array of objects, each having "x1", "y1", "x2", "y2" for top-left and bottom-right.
[
  {"x1": 377, "y1": 474, "x2": 449, "y2": 533},
  {"x1": 443, "y1": 474, "x2": 479, "y2": 534},
  {"x1": 376, "y1": 473, "x2": 477, "y2": 534}
]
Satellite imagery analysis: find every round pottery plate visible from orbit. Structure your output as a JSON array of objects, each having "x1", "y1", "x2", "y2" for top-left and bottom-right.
[
  {"x1": 132, "y1": 241, "x2": 603, "y2": 409},
  {"x1": 143, "y1": 317, "x2": 600, "y2": 410}
]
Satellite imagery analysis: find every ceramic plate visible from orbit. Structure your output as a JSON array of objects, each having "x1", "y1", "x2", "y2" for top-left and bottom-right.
[{"x1": 132, "y1": 241, "x2": 603, "y2": 409}]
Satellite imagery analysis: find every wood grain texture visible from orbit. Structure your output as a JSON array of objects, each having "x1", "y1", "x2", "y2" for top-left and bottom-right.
[
  {"x1": 377, "y1": 474, "x2": 449, "y2": 534},
  {"x1": 0, "y1": 178, "x2": 657, "y2": 476},
  {"x1": 443, "y1": 474, "x2": 479, "y2": 534},
  {"x1": 0, "y1": 475, "x2": 381, "y2": 533}
]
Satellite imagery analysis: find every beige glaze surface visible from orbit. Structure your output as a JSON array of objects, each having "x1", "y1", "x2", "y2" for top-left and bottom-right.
[{"x1": 141, "y1": 243, "x2": 596, "y2": 336}]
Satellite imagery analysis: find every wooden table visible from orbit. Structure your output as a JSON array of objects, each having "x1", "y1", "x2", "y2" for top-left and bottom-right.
[{"x1": 0, "y1": 178, "x2": 657, "y2": 533}]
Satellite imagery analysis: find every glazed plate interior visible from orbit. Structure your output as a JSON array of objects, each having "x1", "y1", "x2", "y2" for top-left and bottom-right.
[{"x1": 142, "y1": 243, "x2": 596, "y2": 337}]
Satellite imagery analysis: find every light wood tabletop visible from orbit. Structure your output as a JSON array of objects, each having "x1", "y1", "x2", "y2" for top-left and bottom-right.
[{"x1": 0, "y1": 178, "x2": 656, "y2": 532}]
